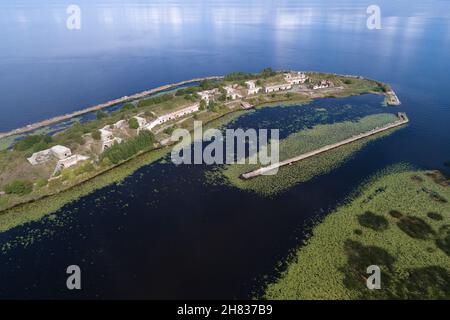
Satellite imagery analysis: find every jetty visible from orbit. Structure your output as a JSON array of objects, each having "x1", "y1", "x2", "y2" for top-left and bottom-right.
[
  {"x1": 0, "y1": 76, "x2": 222, "y2": 140},
  {"x1": 241, "y1": 113, "x2": 409, "y2": 179},
  {"x1": 241, "y1": 101, "x2": 254, "y2": 110}
]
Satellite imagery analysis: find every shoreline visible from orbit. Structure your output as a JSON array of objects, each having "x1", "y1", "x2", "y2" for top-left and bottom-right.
[
  {"x1": 0, "y1": 76, "x2": 222, "y2": 140},
  {"x1": 0, "y1": 72, "x2": 400, "y2": 141}
]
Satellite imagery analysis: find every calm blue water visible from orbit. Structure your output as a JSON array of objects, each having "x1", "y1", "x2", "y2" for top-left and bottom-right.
[{"x1": 0, "y1": 0, "x2": 449, "y2": 299}]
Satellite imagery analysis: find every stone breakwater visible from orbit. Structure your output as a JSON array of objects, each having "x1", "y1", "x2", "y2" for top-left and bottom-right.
[
  {"x1": 0, "y1": 76, "x2": 222, "y2": 140},
  {"x1": 241, "y1": 113, "x2": 409, "y2": 179}
]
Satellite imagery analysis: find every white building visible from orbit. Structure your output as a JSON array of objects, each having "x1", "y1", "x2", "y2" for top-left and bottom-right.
[
  {"x1": 264, "y1": 83, "x2": 292, "y2": 93},
  {"x1": 144, "y1": 103, "x2": 200, "y2": 131},
  {"x1": 284, "y1": 72, "x2": 308, "y2": 85},
  {"x1": 245, "y1": 80, "x2": 262, "y2": 95},
  {"x1": 223, "y1": 85, "x2": 242, "y2": 100},
  {"x1": 113, "y1": 119, "x2": 127, "y2": 129},
  {"x1": 27, "y1": 145, "x2": 72, "y2": 165},
  {"x1": 100, "y1": 127, "x2": 122, "y2": 152},
  {"x1": 53, "y1": 154, "x2": 90, "y2": 176},
  {"x1": 198, "y1": 89, "x2": 218, "y2": 103},
  {"x1": 313, "y1": 80, "x2": 334, "y2": 90}
]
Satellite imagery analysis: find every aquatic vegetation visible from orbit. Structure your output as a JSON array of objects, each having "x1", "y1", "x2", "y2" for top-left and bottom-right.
[
  {"x1": 264, "y1": 166, "x2": 450, "y2": 299},
  {"x1": 218, "y1": 113, "x2": 400, "y2": 196}
]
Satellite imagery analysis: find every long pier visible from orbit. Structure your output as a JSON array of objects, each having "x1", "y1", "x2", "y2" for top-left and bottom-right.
[
  {"x1": 241, "y1": 113, "x2": 409, "y2": 180},
  {"x1": 0, "y1": 76, "x2": 222, "y2": 140}
]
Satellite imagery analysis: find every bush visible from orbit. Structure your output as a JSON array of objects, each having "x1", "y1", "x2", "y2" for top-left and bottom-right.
[
  {"x1": 14, "y1": 135, "x2": 53, "y2": 152},
  {"x1": 164, "y1": 126, "x2": 176, "y2": 135},
  {"x1": 207, "y1": 101, "x2": 219, "y2": 112},
  {"x1": 4, "y1": 180, "x2": 33, "y2": 195},
  {"x1": 96, "y1": 111, "x2": 108, "y2": 120},
  {"x1": 176, "y1": 86, "x2": 199, "y2": 96},
  {"x1": 184, "y1": 94, "x2": 198, "y2": 102},
  {"x1": 224, "y1": 72, "x2": 253, "y2": 82},
  {"x1": 74, "y1": 162, "x2": 95, "y2": 175},
  {"x1": 128, "y1": 118, "x2": 139, "y2": 130},
  {"x1": 101, "y1": 131, "x2": 155, "y2": 164},
  {"x1": 32, "y1": 140, "x2": 51, "y2": 153},
  {"x1": 344, "y1": 79, "x2": 352, "y2": 85},
  {"x1": 260, "y1": 67, "x2": 276, "y2": 79},
  {"x1": 91, "y1": 130, "x2": 101, "y2": 140},
  {"x1": 199, "y1": 80, "x2": 218, "y2": 90},
  {"x1": 122, "y1": 103, "x2": 135, "y2": 110}
]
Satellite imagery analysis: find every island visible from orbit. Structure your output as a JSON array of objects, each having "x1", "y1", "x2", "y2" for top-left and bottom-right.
[{"x1": 0, "y1": 68, "x2": 402, "y2": 230}]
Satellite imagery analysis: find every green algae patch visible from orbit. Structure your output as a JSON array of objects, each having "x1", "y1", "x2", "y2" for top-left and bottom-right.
[
  {"x1": 219, "y1": 113, "x2": 401, "y2": 196},
  {"x1": 263, "y1": 166, "x2": 450, "y2": 299}
]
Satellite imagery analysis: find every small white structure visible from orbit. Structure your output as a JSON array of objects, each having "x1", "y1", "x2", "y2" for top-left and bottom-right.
[
  {"x1": 245, "y1": 80, "x2": 262, "y2": 95},
  {"x1": 223, "y1": 85, "x2": 242, "y2": 100},
  {"x1": 100, "y1": 127, "x2": 122, "y2": 152},
  {"x1": 313, "y1": 80, "x2": 334, "y2": 90},
  {"x1": 49, "y1": 145, "x2": 72, "y2": 160},
  {"x1": 27, "y1": 145, "x2": 72, "y2": 165},
  {"x1": 144, "y1": 103, "x2": 200, "y2": 131},
  {"x1": 113, "y1": 119, "x2": 127, "y2": 129},
  {"x1": 53, "y1": 154, "x2": 90, "y2": 176},
  {"x1": 284, "y1": 72, "x2": 308, "y2": 85},
  {"x1": 264, "y1": 83, "x2": 292, "y2": 93},
  {"x1": 198, "y1": 89, "x2": 218, "y2": 103}
]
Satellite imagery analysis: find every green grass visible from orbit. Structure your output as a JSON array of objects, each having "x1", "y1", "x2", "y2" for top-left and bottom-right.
[
  {"x1": 219, "y1": 113, "x2": 400, "y2": 196},
  {"x1": 264, "y1": 165, "x2": 450, "y2": 299}
]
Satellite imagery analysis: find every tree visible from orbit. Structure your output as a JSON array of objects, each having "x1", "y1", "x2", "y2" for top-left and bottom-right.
[
  {"x1": 91, "y1": 129, "x2": 101, "y2": 140},
  {"x1": 14, "y1": 134, "x2": 52, "y2": 152},
  {"x1": 164, "y1": 126, "x2": 176, "y2": 135},
  {"x1": 208, "y1": 101, "x2": 219, "y2": 112},
  {"x1": 260, "y1": 67, "x2": 276, "y2": 78},
  {"x1": 122, "y1": 103, "x2": 135, "y2": 110},
  {"x1": 4, "y1": 180, "x2": 33, "y2": 196},
  {"x1": 101, "y1": 131, "x2": 155, "y2": 164},
  {"x1": 343, "y1": 79, "x2": 352, "y2": 85},
  {"x1": 200, "y1": 100, "x2": 207, "y2": 110},
  {"x1": 128, "y1": 118, "x2": 139, "y2": 129},
  {"x1": 96, "y1": 111, "x2": 108, "y2": 120}
]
